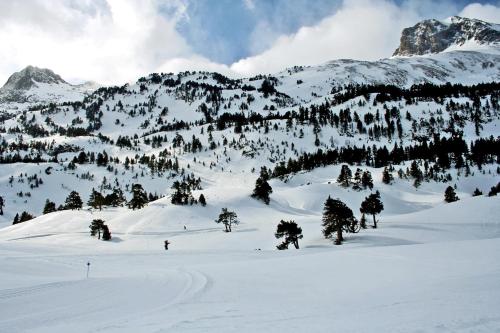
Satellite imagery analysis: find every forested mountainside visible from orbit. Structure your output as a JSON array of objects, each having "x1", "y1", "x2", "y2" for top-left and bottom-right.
[{"x1": 0, "y1": 15, "x2": 498, "y2": 236}]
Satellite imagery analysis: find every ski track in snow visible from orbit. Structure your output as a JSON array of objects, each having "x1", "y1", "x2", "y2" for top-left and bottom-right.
[{"x1": 0, "y1": 261, "x2": 214, "y2": 333}]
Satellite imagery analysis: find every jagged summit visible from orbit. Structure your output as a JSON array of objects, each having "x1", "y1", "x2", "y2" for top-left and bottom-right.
[
  {"x1": 0, "y1": 66, "x2": 98, "y2": 105},
  {"x1": 1, "y1": 65, "x2": 67, "y2": 91},
  {"x1": 393, "y1": 16, "x2": 500, "y2": 56}
]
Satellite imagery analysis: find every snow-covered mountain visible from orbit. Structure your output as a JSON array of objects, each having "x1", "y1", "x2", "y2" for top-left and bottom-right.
[
  {"x1": 394, "y1": 16, "x2": 500, "y2": 56},
  {"x1": 0, "y1": 65, "x2": 98, "y2": 106},
  {"x1": 0, "y1": 16, "x2": 499, "y2": 333}
]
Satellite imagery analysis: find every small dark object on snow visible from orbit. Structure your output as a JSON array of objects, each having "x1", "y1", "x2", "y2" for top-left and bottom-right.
[{"x1": 164, "y1": 240, "x2": 170, "y2": 250}]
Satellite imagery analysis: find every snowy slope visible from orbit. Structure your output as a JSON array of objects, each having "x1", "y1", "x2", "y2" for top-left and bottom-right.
[{"x1": 0, "y1": 194, "x2": 499, "y2": 332}]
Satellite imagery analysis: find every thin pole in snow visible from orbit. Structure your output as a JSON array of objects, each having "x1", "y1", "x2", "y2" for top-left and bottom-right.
[{"x1": 86, "y1": 262, "x2": 91, "y2": 279}]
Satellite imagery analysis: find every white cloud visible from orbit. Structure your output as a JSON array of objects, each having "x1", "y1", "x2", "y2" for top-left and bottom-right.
[
  {"x1": 230, "y1": 0, "x2": 420, "y2": 75},
  {"x1": 459, "y1": 3, "x2": 500, "y2": 23},
  {"x1": 1, "y1": 0, "x2": 498, "y2": 86},
  {"x1": 230, "y1": 0, "x2": 500, "y2": 76},
  {"x1": 0, "y1": 0, "x2": 191, "y2": 85}
]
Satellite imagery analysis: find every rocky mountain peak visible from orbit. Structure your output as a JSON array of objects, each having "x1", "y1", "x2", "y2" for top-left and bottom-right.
[
  {"x1": 1, "y1": 65, "x2": 67, "y2": 91},
  {"x1": 393, "y1": 16, "x2": 500, "y2": 56}
]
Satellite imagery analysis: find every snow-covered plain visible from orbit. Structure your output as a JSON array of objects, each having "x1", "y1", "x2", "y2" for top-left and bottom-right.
[{"x1": 0, "y1": 163, "x2": 499, "y2": 332}]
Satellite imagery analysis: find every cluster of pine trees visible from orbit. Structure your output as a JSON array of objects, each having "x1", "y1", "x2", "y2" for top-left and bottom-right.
[{"x1": 89, "y1": 219, "x2": 111, "y2": 241}]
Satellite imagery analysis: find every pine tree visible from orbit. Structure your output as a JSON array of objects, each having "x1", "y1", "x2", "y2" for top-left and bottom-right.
[
  {"x1": 101, "y1": 225, "x2": 112, "y2": 241},
  {"x1": 337, "y1": 165, "x2": 352, "y2": 188},
  {"x1": 444, "y1": 186, "x2": 459, "y2": 203},
  {"x1": 488, "y1": 182, "x2": 500, "y2": 196},
  {"x1": 170, "y1": 180, "x2": 194, "y2": 205},
  {"x1": 65, "y1": 191, "x2": 83, "y2": 210},
  {"x1": 360, "y1": 191, "x2": 384, "y2": 228},
  {"x1": 353, "y1": 168, "x2": 363, "y2": 190},
  {"x1": 215, "y1": 208, "x2": 239, "y2": 232},
  {"x1": 361, "y1": 171, "x2": 373, "y2": 190},
  {"x1": 199, "y1": 194, "x2": 206, "y2": 206},
  {"x1": 12, "y1": 213, "x2": 19, "y2": 225},
  {"x1": 360, "y1": 213, "x2": 367, "y2": 229},
  {"x1": 472, "y1": 188, "x2": 483, "y2": 196},
  {"x1": 275, "y1": 220, "x2": 303, "y2": 249},
  {"x1": 128, "y1": 183, "x2": 148, "y2": 210},
  {"x1": 20, "y1": 212, "x2": 31, "y2": 222},
  {"x1": 43, "y1": 199, "x2": 57, "y2": 214},
  {"x1": 251, "y1": 167, "x2": 273, "y2": 205},
  {"x1": 89, "y1": 219, "x2": 105, "y2": 239},
  {"x1": 322, "y1": 196, "x2": 356, "y2": 245},
  {"x1": 171, "y1": 181, "x2": 184, "y2": 205},
  {"x1": 0, "y1": 196, "x2": 4, "y2": 215},
  {"x1": 410, "y1": 161, "x2": 423, "y2": 188},
  {"x1": 382, "y1": 167, "x2": 394, "y2": 184},
  {"x1": 14, "y1": 211, "x2": 35, "y2": 224},
  {"x1": 88, "y1": 188, "x2": 105, "y2": 211},
  {"x1": 105, "y1": 187, "x2": 126, "y2": 207}
]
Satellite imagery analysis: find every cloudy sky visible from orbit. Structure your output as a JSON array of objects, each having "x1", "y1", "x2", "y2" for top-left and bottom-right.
[{"x1": 0, "y1": 0, "x2": 499, "y2": 85}]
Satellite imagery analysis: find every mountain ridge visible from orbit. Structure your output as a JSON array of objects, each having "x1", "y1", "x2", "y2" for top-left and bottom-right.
[
  {"x1": 393, "y1": 16, "x2": 500, "y2": 56},
  {"x1": 1, "y1": 65, "x2": 67, "y2": 91},
  {"x1": 0, "y1": 66, "x2": 98, "y2": 105}
]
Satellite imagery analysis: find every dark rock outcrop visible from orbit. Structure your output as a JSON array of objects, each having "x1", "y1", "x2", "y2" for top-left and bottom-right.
[{"x1": 394, "y1": 16, "x2": 500, "y2": 56}]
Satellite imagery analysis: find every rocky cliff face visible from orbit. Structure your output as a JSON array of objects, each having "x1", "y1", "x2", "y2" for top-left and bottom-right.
[
  {"x1": 393, "y1": 16, "x2": 500, "y2": 56},
  {"x1": 0, "y1": 66, "x2": 97, "y2": 105},
  {"x1": 1, "y1": 66, "x2": 67, "y2": 91}
]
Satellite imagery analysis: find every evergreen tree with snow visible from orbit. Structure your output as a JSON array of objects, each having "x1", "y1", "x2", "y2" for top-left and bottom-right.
[
  {"x1": 337, "y1": 165, "x2": 352, "y2": 188},
  {"x1": 410, "y1": 161, "x2": 423, "y2": 188},
  {"x1": 252, "y1": 167, "x2": 273, "y2": 205},
  {"x1": 215, "y1": 208, "x2": 239, "y2": 232},
  {"x1": 101, "y1": 224, "x2": 112, "y2": 241},
  {"x1": 105, "y1": 187, "x2": 126, "y2": 207},
  {"x1": 89, "y1": 219, "x2": 105, "y2": 239},
  {"x1": 275, "y1": 220, "x2": 303, "y2": 250},
  {"x1": 20, "y1": 212, "x2": 34, "y2": 222},
  {"x1": 88, "y1": 188, "x2": 105, "y2": 211},
  {"x1": 361, "y1": 171, "x2": 373, "y2": 190},
  {"x1": 353, "y1": 168, "x2": 363, "y2": 190},
  {"x1": 472, "y1": 188, "x2": 483, "y2": 196},
  {"x1": 170, "y1": 180, "x2": 194, "y2": 205},
  {"x1": 65, "y1": 191, "x2": 83, "y2": 210},
  {"x1": 488, "y1": 182, "x2": 500, "y2": 196},
  {"x1": 128, "y1": 183, "x2": 148, "y2": 210},
  {"x1": 382, "y1": 167, "x2": 394, "y2": 184},
  {"x1": 13, "y1": 211, "x2": 35, "y2": 225},
  {"x1": 42, "y1": 199, "x2": 57, "y2": 214},
  {"x1": 444, "y1": 186, "x2": 459, "y2": 203},
  {"x1": 199, "y1": 193, "x2": 206, "y2": 206},
  {"x1": 360, "y1": 213, "x2": 367, "y2": 229},
  {"x1": 322, "y1": 196, "x2": 356, "y2": 245},
  {"x1": 0, "y1": 196, "x2": 4, "y2": 215},
  {"x1": 170, "y1": 181, "x2": 184, "y2": 205},
  {"x1": 360, "y1": 191, "x2": 384, "y2": 228}
]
